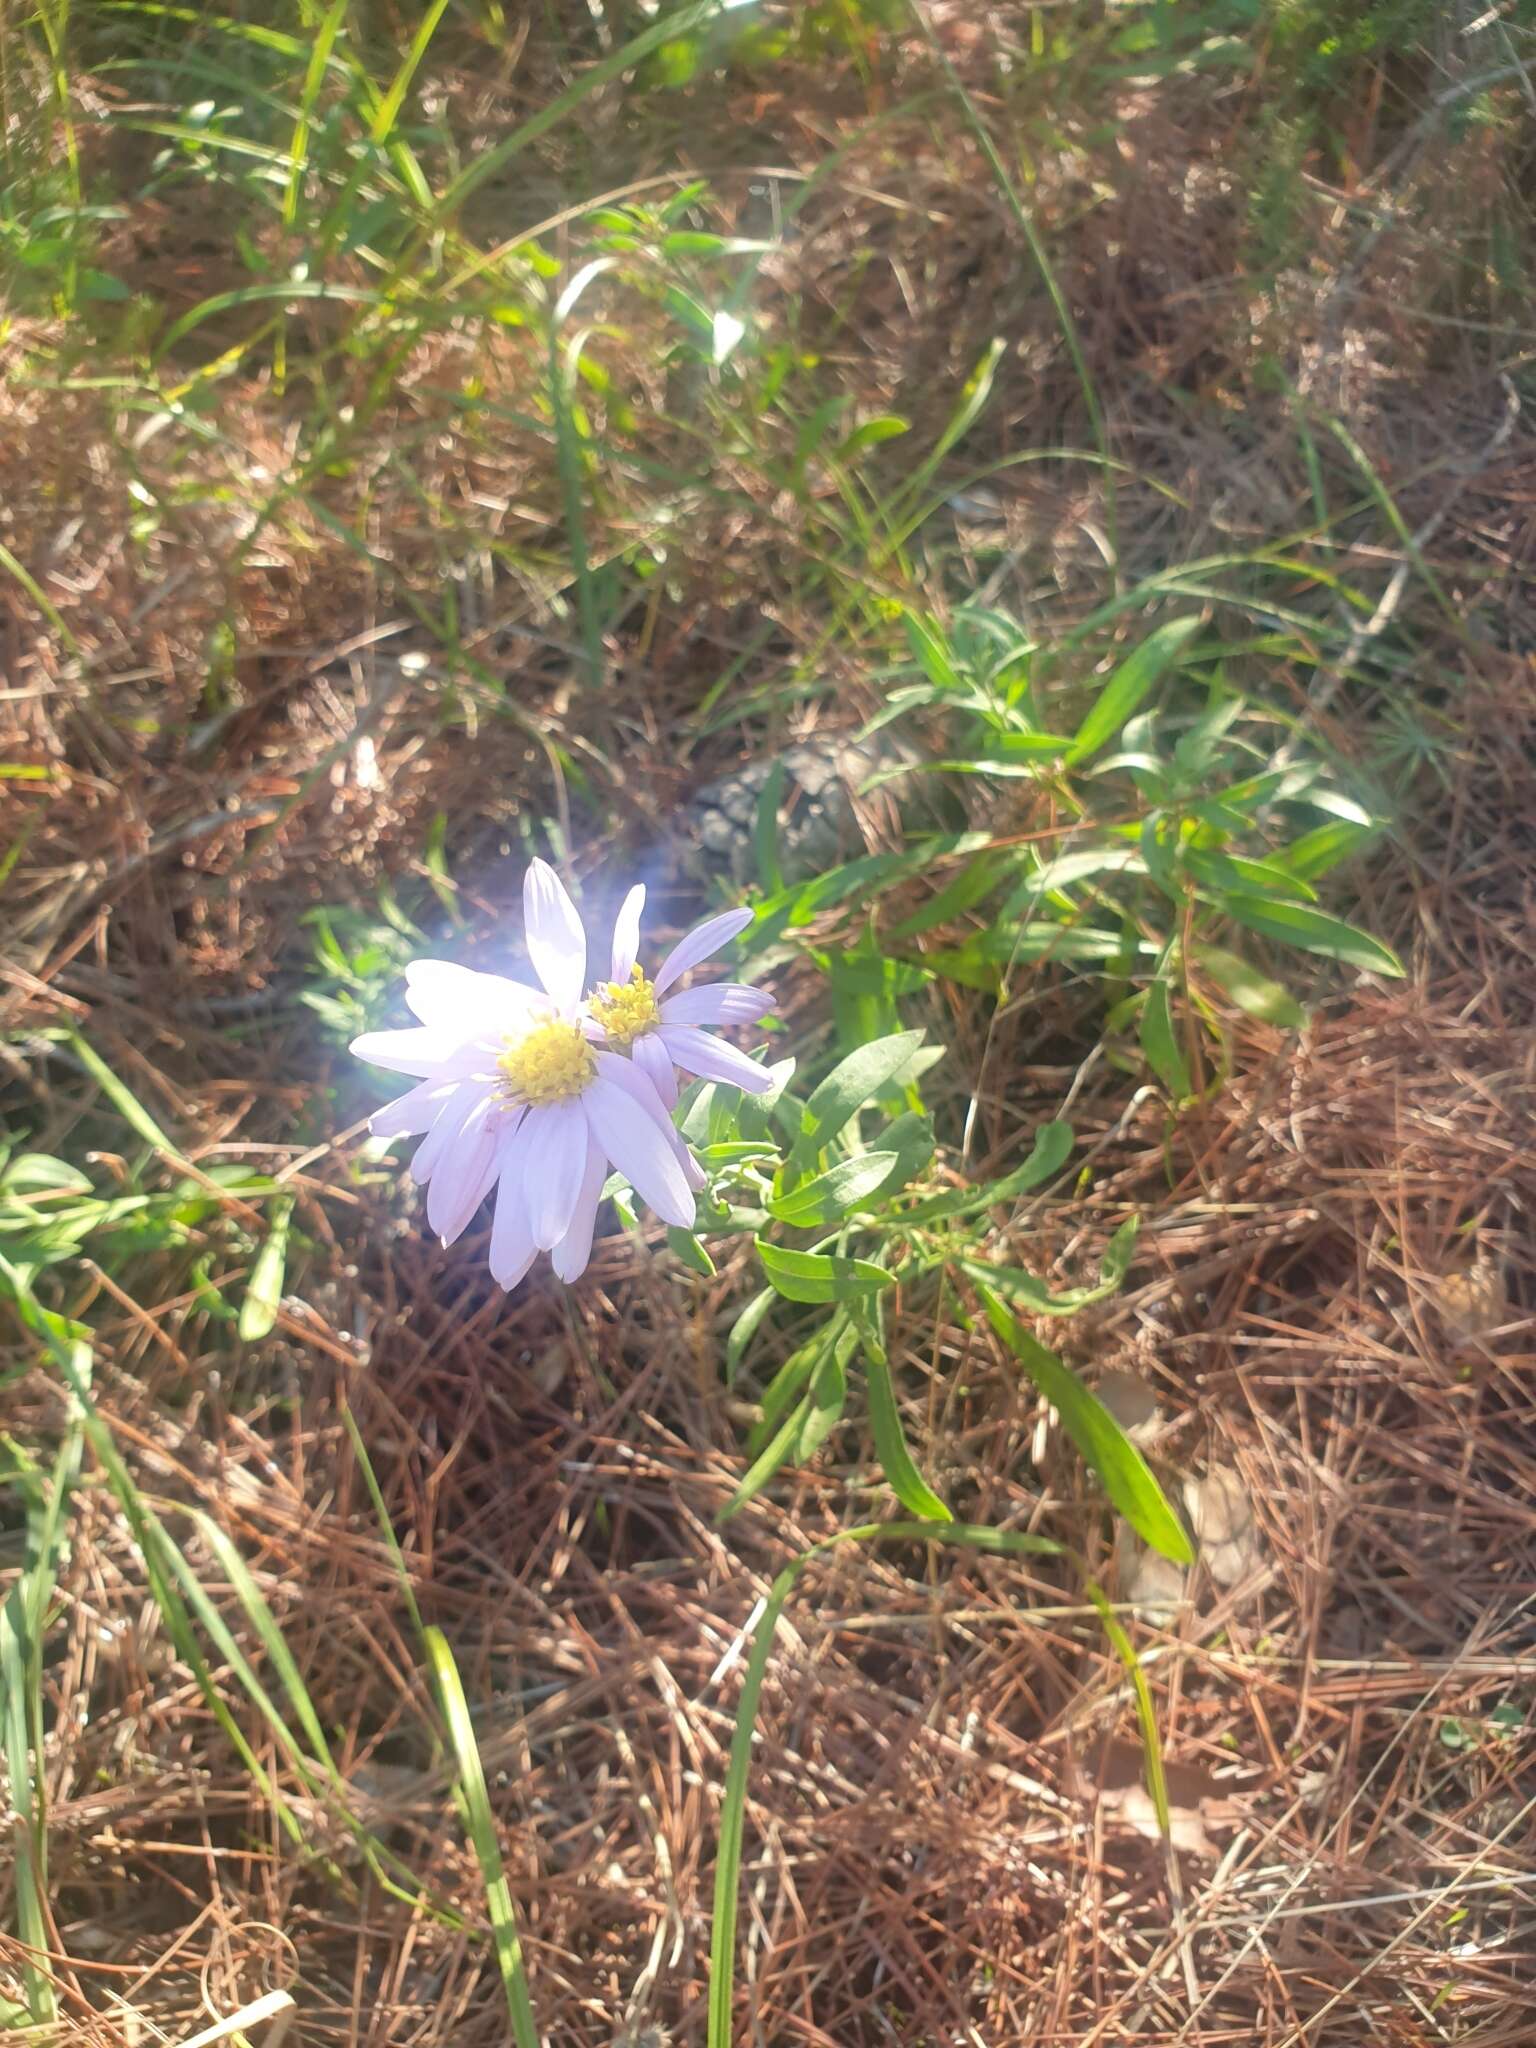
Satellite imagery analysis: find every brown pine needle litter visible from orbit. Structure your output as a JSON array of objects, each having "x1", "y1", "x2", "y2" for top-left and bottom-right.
[{"x1": 4, "y1": 5, "x2": 1536, "y2": 2044}]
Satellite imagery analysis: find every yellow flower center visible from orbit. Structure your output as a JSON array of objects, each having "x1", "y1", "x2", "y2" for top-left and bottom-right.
[
  {"x1": 588, "y1": 965, "x2": 661, "y2": 1051},
  {"x1": 495, "y1": 1018, "x2": 596, "y2": 1104}
]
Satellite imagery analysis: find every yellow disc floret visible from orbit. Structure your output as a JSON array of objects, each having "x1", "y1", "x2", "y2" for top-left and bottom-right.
[
  {"x1": 496, "y1": 1018, "x2": 597, "y2": 1104},
  {"x1": 588, "y1": 965, "x2": 661, "y2": 1052}
]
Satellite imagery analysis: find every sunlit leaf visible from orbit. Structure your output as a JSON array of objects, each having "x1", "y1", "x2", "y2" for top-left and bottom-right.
[
  {"x1": 790, "y1": 1030, "x2": 926, "y2": 1168},
  {"x1": 1139, "y1": 981, "x2": 1192, "y2": 1098},
  {"x1": 1193, "y1": 945, "x2": 1304, "y2": 1027},
  {"x1": 1219, "y1": 894, "x2": 1404, "y2": 977},
  {"x1": 757, "y1": 1242, "x2": 894, "y2": 1304},
  {"x1": 1066, "y1": 617, "x2": 1202, "y2": 766},
  {"x1": 978, "y1": 1285, "x2": 1193, "y2": 1562}
]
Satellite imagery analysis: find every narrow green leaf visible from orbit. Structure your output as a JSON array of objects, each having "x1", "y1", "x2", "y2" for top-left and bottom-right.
[
  {"x1": 751, "y1": 1320, "x2": 840, "y2": 1449},
  {"x1": 1, "y1": 1154, "x2": 93, "y2": 1197},
  {"x1": 1279, "y1": 819, "x2": 1374, "y2": 881},
  {"x1": 888, "y1": 853, "x2": 1006, "y2": 939},
  {"x1": 1219, "y1": 894, "x2": 1405, "y2": 977},
  {"x1": 239, "y1": 1194, "x2": 293, "y2": 1342},
  {"x1": 191, "y1": 1508, "x2": 334, "y2": 1766},
  {"x1": 956, "y1": 1213, "x2": 1137, "y2": 1318},
  {"x1": 1065, "y1": 616, "x2": 1201, "y2": 766},
  {"x1": 1139, "y1": 982, "x2": 1192, "y2": 1099},
  {"x1": 0, "y1": 1423, "x2": 78, "y2": 2026},
  {"x1": 978, "y1": 1285, "x2": 1193, "y2": 1563},
  {"x1": 1194, "y1": 945, "x2": 1304, "y2": 1027},
  {"x1": 859, "y1": 1111, "x2": 935, "y2": 1207},
  {"x1": 724, "y1": 1287, "x2": 774, "y2": 1382},
  {"x1": 757, "y1": 1243, "x2": 895, "y2": 1305},
  {"x1": 768, "y1": 1151, "x2": 899, "y2": 1226},
  {"x1": 442, "y1": 3, "x2": 720, "y2": 215},
  {"x1": 720, "y1": 1395, "x2": 808, "y2": 1520},
  {"x1": 790, "y1": 1029, "x2": 925, "y2": 1168},
  {"x1": 1084, "y1": 1582, "x2": 1172, "y2": 1842},
  {"x1": 865, "y1": 741, "x2": 1069, "y2": 788},
  {"x1": 902, "y1": 1118, "x2": 1072, "y2": 1222},
  {"x1": 1007, "y1": 847, "x2": 1148, "y2": 918},
  {"x1": 283, "y1": 0, "x2": 350, "y2": 227},
  {"x1": 1182, "y1": 847, "x2": 1317, "y2": 902},
  {"x1": 929, "y1": 336, "x2": 1006, "y2": 468},
  {"x1": 836, "y1": 414, "x2": 910, "y2": 459},
  {"x1": 667, "y1": 1226, "x2": 717, "y2": 1277},
  {"x1": 795, "y1": 1333, "x2": 849, "y2": 1459},
  {"x1": 866, "y1": 1355, "x2": 951, "y2": 1521},
  {"x1": 1098, "y1": 1216, "x2": 1140, "y2": 1291}
]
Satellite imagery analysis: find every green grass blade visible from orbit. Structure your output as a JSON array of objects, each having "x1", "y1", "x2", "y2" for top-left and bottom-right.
[
  {"x1": 0, "y1": 1593, "x2": 56, "y2": 2025},
  {"x1": 1085, "y1": 1582, "x2": 1171, "y2": 1841},
  {"x1": 707, "y1": 1555, "x2": 800, "y2": 2048},
  {"x1": 548, "y1": 322, "x2": 604, "y2": 688},
  {"x1": 188, "y1": 1507, "x2": 335, "y2": 1768},
  {"x1": 718, "y1": 1396, "x2": 810, "y2": 1522},
  {"x1": 438, "y1": 2, "x2": 720, "y2": 217},
  {"x1": 0, "y1": 1420, "x2": 80, "y2": 2026},
  {"x1": 904, "y1": 0, "x2": 1110, "y2": 553},
  {"x1": 368, "y1": 0, "x2": 451, "y2": 146},
  {"x1": 61, "y1": 1031, "x2": 177, "y2": 1153},
  {"x1": 340, "y1": 1405, "x2": 429, "y2": 1644},
  {"x1": 0, "y1": 539, "x2": 83, "y2": 659},
  {"x1": 283, "y1": 0, "x2": 351, "y2": 227},
  {"x1": 424, "y1": 1628, "x2": 542, "y2": 2048}
]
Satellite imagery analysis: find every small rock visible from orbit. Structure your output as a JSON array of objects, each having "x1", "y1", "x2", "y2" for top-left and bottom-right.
[
  {"x1": 1114, "y1": 1524, "x2": 1187, "y2": 1620},
  {"x1": 1183, "y1": 1463, "x2": 1260, "y2": 1589},
  {"x1": 1096, "y1": 1367, "x2": 1164, "y2": 1444},
  {"x1": 1433, "y1": 1255, "x2": 1507, "y2": 1349},
  {"x1": 681, "y1": 733, "x2": 915, "y2": 886}
]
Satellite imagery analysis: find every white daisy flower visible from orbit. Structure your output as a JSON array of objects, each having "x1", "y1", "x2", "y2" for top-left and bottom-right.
[
  {"x1": 586, "y1": 885, "x2": 776, "y2": 1108},
  {"x1": 351, "y1": 860, "x2": 700, "y2": 1289}
]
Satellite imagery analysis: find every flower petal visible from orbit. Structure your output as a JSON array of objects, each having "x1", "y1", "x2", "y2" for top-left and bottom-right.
[
  {"x1": 524, "y1": 859, "x2": 586, "y2": 1014},
  {"x1": 595, "y1": 1050, "x2": 701, "y2": 1193},
  {"x1": 659, "y1": 981, "x2": 775, "y2": 1028},
  {"x1": 611, "y1": 884, "x2": 645, "y2": 983},
  {"x1": 652, "y1": 906, "x2": 754, "y2": 996},
  {"x1": 350, "y1": 1026, "x2": 477, "y2": 1078},
  {"x1": 409, "y1": 1081, "x2": 485, "y2": 1185},
  {"x1": 405, "y1": 960, "x2": 546, "y2": 1033},
  {"x1": 427, "y1": 1102, "x2": 500, "y2": 1244},
  {"x1": 632, "y1": 1030, "x2": 679, "y2": 1109},
  {"x1": 522, "y1": 1099, "x2": 588, "y2": 1249},
  {"x1": 656, "y1": 1023, "x2": 773, "y2": 1094},
  {"x1": 551, "y1": 1135, "x2": 606, "y2": 1283},
  {"x1": 489, "y1": 1137, "x2": 538, "y2": 1291},
  {"x1": 370, "y1": 1076, "x2": 458, "y2": 1139},
  {"x1": 584, "y1": 1075, "x2": 695, "y2": 1229}
]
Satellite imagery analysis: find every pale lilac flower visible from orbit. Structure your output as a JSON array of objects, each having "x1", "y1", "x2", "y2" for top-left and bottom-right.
[
  {"x1": 585, "y1": 885, "x2": 776, "y2": 1107},
  {"x1": 351, "y1": 861, "x2": 699, "y2": 1289}
]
